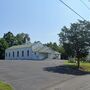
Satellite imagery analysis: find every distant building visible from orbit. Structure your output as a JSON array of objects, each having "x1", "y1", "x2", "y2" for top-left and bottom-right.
[{"x1": 5, "y1": 41, "x2": 61, "y2": 60}]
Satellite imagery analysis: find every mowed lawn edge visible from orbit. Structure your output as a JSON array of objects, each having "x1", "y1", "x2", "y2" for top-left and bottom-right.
[{"x1": 64, "y1": 60, "x2": 90, "y2": 72}]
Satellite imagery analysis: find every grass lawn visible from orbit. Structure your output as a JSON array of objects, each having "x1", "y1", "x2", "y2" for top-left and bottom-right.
[
  {"x1": 80, "y1": 62, "x2": 90, "y2": 72},
  {"x1": 0, "y1": 81, "x2": 13, "y2": 90},
  {"x1": 65, "y1": 60, "x2": 90, "y2": 72}
]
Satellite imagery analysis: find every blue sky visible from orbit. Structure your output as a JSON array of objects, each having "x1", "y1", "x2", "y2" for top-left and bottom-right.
[{"x1": 0, "y1": 0, "x2": 90, "y2": 44}]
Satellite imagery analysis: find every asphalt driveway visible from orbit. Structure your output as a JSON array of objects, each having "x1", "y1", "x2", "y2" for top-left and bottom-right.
[{"x1": 0, "y1": 60, "x2": 89, "y2": 90}]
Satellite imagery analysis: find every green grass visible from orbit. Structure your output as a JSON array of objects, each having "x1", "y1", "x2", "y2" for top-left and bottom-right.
[
  {"x1": 65, "y1": 60, "x2": 90, "y2": 72},
  {"x1": 80, "y1": 62, "x2": 90, "y2": 72},
  {"x1": 0, "y1": 81, "x2": 13, "y2": 90}
]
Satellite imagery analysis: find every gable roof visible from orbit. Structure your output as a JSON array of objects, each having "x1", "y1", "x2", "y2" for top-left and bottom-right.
[
  {"x1": 6, "y1": 42, "x2": 32, "y2": 50},
  {"x1": 6, "y1": 41, "x2": 60, "y2": 54},
  {"x1": 32, "y1": 42, "x2": 60, "y2": 54}
]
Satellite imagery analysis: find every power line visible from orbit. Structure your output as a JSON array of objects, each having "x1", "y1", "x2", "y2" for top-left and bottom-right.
[
  {"x1": 80, "y1": 0, "x2": 90, "y2": 10},
  {"x1": 59, "y1": 0, "x2": 85, "y2": 20}
]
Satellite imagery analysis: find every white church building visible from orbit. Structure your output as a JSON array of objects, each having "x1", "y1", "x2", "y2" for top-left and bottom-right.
[{"x1": 5, "y1": 41, "x2": 61, "y2": 60}]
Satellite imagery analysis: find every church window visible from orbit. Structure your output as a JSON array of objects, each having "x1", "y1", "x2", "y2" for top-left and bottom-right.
[
  {"x1": 17, "y1": 51, "x2": 19, "y2": 57},
  {"x1": 35, "y1": 52, "x2": 36, "y2": 55},
  {"x1": 9, "y1": 52, "x2": 10, "y2": 57},
  {"x1": 13, "y1": 52, "x2": 14, "y2": 57},
  {"x1": 27, "y1": 50, "x2": 29, "y2": 56}
]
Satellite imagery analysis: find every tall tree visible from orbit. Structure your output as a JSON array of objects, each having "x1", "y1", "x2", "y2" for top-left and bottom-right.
[
  {"x1": 16, "y1": 33, "x2": 30, "y2": 45},
  {"x1": 0, "y1": 38, "x2": 8, "y2": 59},
  {"x1": 58, "y1": 20, "x2": 90, "y2": 68},
  {"x1": 3, "y1": 31, "x2": 15, "y2": 47}
]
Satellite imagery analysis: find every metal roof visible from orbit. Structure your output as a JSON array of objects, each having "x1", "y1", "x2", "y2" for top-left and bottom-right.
[
  {"x1": 6, "y1": 41, "x2": 60, "y2": 54},
  {"x1": 6, "y1": 43, "x2": 32, "y2": 50}
]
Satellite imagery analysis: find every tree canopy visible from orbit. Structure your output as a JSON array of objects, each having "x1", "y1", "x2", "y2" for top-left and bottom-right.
[
  {"x1": 0, "y1": 38, "x2": 8, "y2": 59},
  {"x1": 16, "y1": 33, "x2": 30, "y2": 45},
  {"x1": 3, "y1": 32, "x2": 15, "y2": 47},
  {"x1": 58, "y1": 20, "x2": 90, "y2": 68}
]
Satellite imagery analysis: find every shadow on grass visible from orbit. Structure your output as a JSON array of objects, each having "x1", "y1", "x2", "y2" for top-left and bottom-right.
[{"x1": 43, "y1": 65, "x2": 90, "y2": 76}]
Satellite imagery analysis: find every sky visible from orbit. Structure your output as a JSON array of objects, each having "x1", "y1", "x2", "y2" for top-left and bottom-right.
[{"x1": 0, "y1": 0, "x2": 90, "y2": 44}]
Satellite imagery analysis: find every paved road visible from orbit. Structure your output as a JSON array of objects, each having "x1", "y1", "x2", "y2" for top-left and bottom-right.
[
  {"x1": 0, "y1": 60, "x2": 89, "y2": 90},
  {"x1": 48, "y1": 75, "x2": 90, "y2": 90}
]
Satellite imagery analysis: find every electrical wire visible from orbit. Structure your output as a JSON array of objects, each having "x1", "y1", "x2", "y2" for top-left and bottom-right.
[
  {"x1": 80, "y1": 0, "x2": 90, "y2": 10},
  {"x1": 59, "y1": 0, "x2": 85, "y2": 20}
]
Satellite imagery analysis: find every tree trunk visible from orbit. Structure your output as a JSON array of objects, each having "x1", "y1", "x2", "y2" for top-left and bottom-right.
[{"x1": 77, "y1": 58, "x2": 80, "y2": 69}]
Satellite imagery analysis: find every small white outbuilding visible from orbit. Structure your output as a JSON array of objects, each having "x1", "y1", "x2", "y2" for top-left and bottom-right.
[{"x1": 5, "y1": 41, "x2": 61, "y2": 60}]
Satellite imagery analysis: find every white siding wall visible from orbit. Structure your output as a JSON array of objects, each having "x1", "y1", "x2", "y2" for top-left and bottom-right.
[
  {"x1": 48, "y1": 53, "x2": 61, "y2": 59},
  {"x1": 48, "y1": 53, "x2": 56, "y2": 59},
  {"x1": 38, "y1": 53, "x2": 48, "y2": 60},
  {"x1": 5, "y1": 48, "x2": 47, "y2": 60},
  {"x1": 5, "y1": 48, "x2": 32, "y2": 60}
]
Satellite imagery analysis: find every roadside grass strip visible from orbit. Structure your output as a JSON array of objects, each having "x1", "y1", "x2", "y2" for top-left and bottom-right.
[{"x1": 65, "y1": 60, "x2": 90, "y2": 72}]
